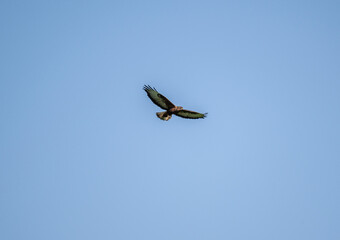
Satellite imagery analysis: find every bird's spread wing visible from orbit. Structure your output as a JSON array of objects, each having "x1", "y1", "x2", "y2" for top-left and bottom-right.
[
  {"x1": 143, "y1": 85, "x2": 176, "y2": 110},
  {"x1": 174, "y1": 110, "x2": 207, "y2": 119}
]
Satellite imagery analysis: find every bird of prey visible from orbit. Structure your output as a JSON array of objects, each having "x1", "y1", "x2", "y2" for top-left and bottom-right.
[{"x1": 143, "y1": 85, "x2": 207, "y2": 121}]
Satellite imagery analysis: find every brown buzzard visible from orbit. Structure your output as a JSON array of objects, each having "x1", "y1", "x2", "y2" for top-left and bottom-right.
[{"x1": 143, "y1": 85, "x2": 207, "y2": 121}]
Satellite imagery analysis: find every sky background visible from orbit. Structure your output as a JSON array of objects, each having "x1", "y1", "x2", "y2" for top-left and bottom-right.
[{"x1": 1, "y1": 0, "x2": 340, "y2": 239}]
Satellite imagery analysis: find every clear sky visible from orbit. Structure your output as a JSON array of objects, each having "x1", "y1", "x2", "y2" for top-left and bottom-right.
[{"x1": 1, "y1": 1, "x2": 339, "y2": 239}]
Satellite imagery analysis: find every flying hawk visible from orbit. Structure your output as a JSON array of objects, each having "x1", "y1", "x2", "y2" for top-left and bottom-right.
[{"x1": 143, "y1": 85, "x2": 207, "y2": 121}]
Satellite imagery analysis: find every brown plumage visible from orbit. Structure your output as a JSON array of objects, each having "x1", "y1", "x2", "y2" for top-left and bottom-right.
[{"x1": 143, "y1": 85, "x2": 207, "y2": 121}]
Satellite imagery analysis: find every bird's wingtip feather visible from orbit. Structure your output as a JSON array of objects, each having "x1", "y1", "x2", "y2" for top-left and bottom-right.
[{"x1": 143, "y1": 85, "x2": 157, "y2": 92}]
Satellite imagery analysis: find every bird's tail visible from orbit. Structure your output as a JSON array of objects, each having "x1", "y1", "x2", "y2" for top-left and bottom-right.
[{"x1": 156, "y1": 111, "x2": 172, "y2": 121}]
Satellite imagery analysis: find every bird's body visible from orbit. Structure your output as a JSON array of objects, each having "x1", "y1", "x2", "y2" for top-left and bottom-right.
[
  {"x1": 156, "y1": 106, "x2": 183, "y2": 121},
  {"x1": 143, "y1": 85, "x2": 207, "y2": 121}
]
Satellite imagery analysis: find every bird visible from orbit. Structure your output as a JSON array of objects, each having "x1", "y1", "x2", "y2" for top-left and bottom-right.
[{"x1": 143, "y1": 85, "x2": 207, "y2": 121}]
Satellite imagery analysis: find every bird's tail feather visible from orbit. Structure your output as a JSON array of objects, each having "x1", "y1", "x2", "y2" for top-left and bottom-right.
[{"x1": 156, "y1": 111, "x2": 172, "y2": 121}]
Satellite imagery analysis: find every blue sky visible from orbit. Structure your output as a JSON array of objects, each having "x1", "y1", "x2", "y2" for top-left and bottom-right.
[{"x1": 1, "y1": 1, "x2": 339, "y2": 239}]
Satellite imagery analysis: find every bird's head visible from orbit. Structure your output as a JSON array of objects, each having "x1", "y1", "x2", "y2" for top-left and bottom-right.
[{"x1": 177, "y1": 106, "x2": 183, "y2": 110}]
